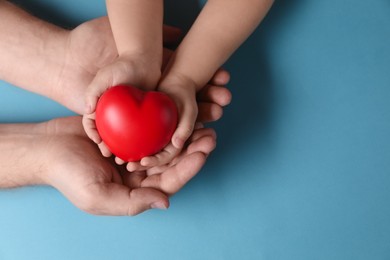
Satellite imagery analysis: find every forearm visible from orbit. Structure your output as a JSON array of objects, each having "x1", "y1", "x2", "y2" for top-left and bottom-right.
[
  {"x1": 106, "y1": 0, "x2": 163, "y2": 65},
  {"x1": 161, "y1": 0, "x2": 274, "y2": 89},
  {"x1": 0, "y1": 0, "x2": 69, "y2": 100},
  {"x1": 0, "y1": 122, "x2": 46, "y2": 188}
]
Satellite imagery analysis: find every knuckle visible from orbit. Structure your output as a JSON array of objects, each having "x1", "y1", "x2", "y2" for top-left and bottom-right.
[
  {"x1": 126, "y1": 190, "x2": 141, "y2": 216},
  {"x1": 160, "y1": 174, "x2": 182, "y2": 194},
  {"x1": 166, "y1": 177, "x2": 183, "y2": 194}
]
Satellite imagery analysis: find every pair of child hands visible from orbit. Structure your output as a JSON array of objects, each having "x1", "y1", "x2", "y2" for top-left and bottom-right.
[{"x1": 82, "y1": 51, "x2": 227, "y2": 172}]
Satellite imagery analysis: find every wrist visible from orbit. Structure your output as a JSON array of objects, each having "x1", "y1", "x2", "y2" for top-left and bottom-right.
[
  {"x1": 45, "y1": 29, "x2": 73, "y2": 102},
  {"x1": 117, "y1": 53, "x2": 162, "y2": 90},
  {"x1": 159, "y1": 72, "x2": 198, "y2": 94},
  {"x1": 119, "y1": 51, "x2": 162, "y2": 73},
  {"x1": 0, "y1": 123, "x2": 48, "y2": 188}
]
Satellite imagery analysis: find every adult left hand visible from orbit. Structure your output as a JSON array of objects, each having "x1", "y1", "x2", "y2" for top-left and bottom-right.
[{"x1": 41, "y1": 116, "x2": 216, "y2": 215}]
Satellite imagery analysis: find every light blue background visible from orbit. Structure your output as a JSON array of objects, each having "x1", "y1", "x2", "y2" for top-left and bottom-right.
[{"x1": 1, "y1": 0, "x2": 390, "y2": 259}]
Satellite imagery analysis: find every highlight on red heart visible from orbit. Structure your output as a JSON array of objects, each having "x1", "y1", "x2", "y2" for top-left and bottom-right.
[{"x1": 95, "y1": 85, "x2": 178, "y2": 162}]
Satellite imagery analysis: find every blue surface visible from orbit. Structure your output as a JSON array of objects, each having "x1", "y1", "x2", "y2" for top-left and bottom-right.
[{"x1": 1, "y1": 0, "x2": 390, "y2": 259}]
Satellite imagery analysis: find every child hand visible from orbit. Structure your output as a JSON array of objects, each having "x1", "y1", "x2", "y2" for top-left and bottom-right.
[
  {"x1": 142, "y1": 80, "x2": 198, "y2": 169},
  {"x1": 160, "y1": 78, "x2": 198, "y2": 149},
  {"x1": 82, "y1": 54, "x2": 161, "y2": 157},
  {"x1": 123, "y1": 69, "x2": 231, "y2": 172},
  {"x1": 113, "y1": 78, "x2": 197, "y2": 171}
]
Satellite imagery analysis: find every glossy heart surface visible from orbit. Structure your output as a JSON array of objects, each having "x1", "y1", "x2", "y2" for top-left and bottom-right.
[{"x1": 95, "y1": 85, "x2": 178, "y2": 162}]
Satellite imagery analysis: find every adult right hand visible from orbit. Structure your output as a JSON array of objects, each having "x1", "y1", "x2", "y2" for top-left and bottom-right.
[
  {"x1": 61, "y1": 17, "x2": 231, "y2": 121},
  {"x1": 66, "y1": 17, "x2": 231, "y2": 161}
]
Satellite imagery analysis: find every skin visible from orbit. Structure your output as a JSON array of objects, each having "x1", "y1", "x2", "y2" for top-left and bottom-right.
[
  {"x1": 0, "y1": 1, "x2": 232, "y2": 215},
  {"x1": 104, "y1": 0, "x2": 163, "y2": 89},
  {"x1": 0, "y1": 116, "x2": 217, "y2": 215},
  {"x1": 160, "y1": 0, "x2": 275, "y2": 147},
  {"x1": 83, "y1": 0, "x2": 165, "y2": 149},
  {"x1": 83, "y1": 0, "x2": 274, "y2": 171},
  {"x1": 0, "y1": 1, "x2": 231, "y2": 116}
]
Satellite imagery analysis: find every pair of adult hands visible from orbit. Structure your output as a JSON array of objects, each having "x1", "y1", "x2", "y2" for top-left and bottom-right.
[{"x1": 38, "y1": 17, "x2": 231, "y2": 215}]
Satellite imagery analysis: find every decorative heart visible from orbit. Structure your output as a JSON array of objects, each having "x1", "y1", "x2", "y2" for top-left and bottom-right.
[{"x1": 95, "y1": 85, "x2": 178, "y2": 162}]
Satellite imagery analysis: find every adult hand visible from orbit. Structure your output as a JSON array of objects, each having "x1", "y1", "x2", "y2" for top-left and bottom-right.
[
  {"x1": 0, "y1": 10, "x2": 231, "y2": 215},
  {"x1": 59, "y1": 17, "x2": 231, "y2": 121},
  {"x1": 0, "y1": 5, "x2": 231, "y2": 122},
  {"x1": 37, "y1": 116, "x2": 217, "y2": 215},
  {"x1": 63, "y1": 17, "x2": 231, "y2": 161}
]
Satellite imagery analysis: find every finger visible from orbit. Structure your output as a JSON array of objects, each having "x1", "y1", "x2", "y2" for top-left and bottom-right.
[
  {"x1": 142, "y1": 152, "x2": 206, "y2": 196},
  {"x1": 186, "y1": 128, "x2": 217, "y2": 155},
  {"x1": 145, "y1": 128, "x2": 216, "y2": 176},
  {"x1": 146, "y1": 165, "x2": 170, "y2": 176},
  {"x1": 121, "y1": 171, "x2": 147, "y2": 189},
  {"x1": 210, "y1": 68, "x2": 231, "y2": 86},
  {"x1": 197, "y1": 85, "x2": 232, "y2": 107},
  {"x1": 47, "y1": 116, "x2": 86, "y2": 137},
  {"x1": 85, "y1": 70, "x2": 114, "y2": 114},
  {"x1": 126, "y1": 161, "x2": 148, "y2": 172},
  {"x1": 82, "y1": 114, "x2": 101, "y2": 144},
  {"x1": 162, "y1": 25, "x2": 182, "y2": 45},
  {"x1": 173, "y1": 127, "x2": 216, "y2": 162},
  {"x1": 80, "y1": 183, "x2": 169, "y2": 216},
  {"x1": 85, "y1": 95, "x2": 99, "y2": 115},
  {"x1": 115, "y1": 157, "x2": 126, "y2": 165},
  {"x1": 172, "y1": 100, "x2": 198, "y2": 149},
  {"x1": 197, "y1": 102, "x2": 223, "y2": 123},
  {"x1": 98, "y1": 141, "x2": 112, "y2": 157},
  {"x1": 189, "y1": 127, "x2": 217, "y2": 143},
  {"x1": 140, "y1": 143, "x2": 180, "y2": 167}
]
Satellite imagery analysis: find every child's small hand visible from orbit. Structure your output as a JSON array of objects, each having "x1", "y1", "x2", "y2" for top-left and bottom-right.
[
  {"x1": 82, "y1": 54, "x2": 161, "y2": 157},
  {"x1": 161, "y1": 78, "x2": 199, "y2": 148},
  {"x1": 143, "y1": 75, "x2": 198, "y2": 164},
  {"x1": 113, "y1": 78, "x2": 197, "y2": 171},
  {"x1": 123, "y1": 69, "x2": 231, "y2": 172}
]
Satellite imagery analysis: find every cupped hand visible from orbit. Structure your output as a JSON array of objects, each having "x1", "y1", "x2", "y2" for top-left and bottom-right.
[
  {"x1": 61, "y1": 17, "x2": 232, "y2": 120},
  {"x1": 81, "y1": 54, "x2": 161, "y2": 156},
  {"x1": 74, "y1": 19, "x2": 181, "y2": 158},
  {"x1": 39, "y1": 116, "x2": 217, "y2": 216},
  {"x1": 126, "y1": 69, "x2": 231, "y2": 172},
  {"x1": 58, "y1": 17, "x2": 231, "y2": 167}
]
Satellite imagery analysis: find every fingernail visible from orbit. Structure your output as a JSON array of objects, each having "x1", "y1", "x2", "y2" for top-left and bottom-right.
[
  {"x1": 151, "y1": 202, "x2": 167, "y2": 210},
  {"x1": 140, "y1": 158, "x2": 149, "y2": 166}
]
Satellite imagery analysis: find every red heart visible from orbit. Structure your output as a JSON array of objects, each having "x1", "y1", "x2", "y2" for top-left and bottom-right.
[{"x1": 95, "y1": 85, "x2": 178, "y2": 162}]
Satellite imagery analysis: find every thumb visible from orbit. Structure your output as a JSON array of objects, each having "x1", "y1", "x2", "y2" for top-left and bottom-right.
[
  {"x1": 79, "y1": 183, "x2": 169, "y2": 216},
  {"x1": 172, "y1": 99, "x2": 198, "y2": 149},
  {"x1": 85, "y1": 69, "x2": 113, "y2": 114}
]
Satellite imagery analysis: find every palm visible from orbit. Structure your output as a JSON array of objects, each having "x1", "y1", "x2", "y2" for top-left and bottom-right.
[{"x1": 44, "y1": 116, "x2": 215, "y2": 215}]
